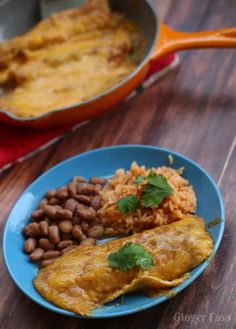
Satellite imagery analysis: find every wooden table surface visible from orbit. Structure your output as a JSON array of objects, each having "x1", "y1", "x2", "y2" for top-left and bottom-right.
[{"x1": 1, "y1": 1, "x2": 236, "y2": 328}]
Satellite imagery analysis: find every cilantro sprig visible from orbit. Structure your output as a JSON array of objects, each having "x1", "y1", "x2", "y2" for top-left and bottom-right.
[
  {"x1": 117, "y1": 195, "x2": 138, "y2": 214},
  {"x1": 108, "y1": 242, "x2": 154, "y2": 271},
  {"x1": 135, "y1": 175, "x2": 146, "y2": 186},
  {"x1": 141, "y1": 172, "x2": 173, "y2": 208},
  {"x1": 116, "y1": 172, "x2": 173, "y2": 213}
]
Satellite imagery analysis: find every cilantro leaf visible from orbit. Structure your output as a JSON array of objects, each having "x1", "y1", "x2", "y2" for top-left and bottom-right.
[
  {"x1": 141, "y1": 185, "x2": 162, "y2": 208},
  {"x1": 141, "y1": 173, "x2": 173, "y2": 208},
  {"x1": 117, "y1": 195, "x2": 138, "y2": 214},
  {"x1": 135, "y1": 175, "x2": 146, "y2": 186},
  {"x1": 108, "y1": 242, "x2": 154, "y2": 271},
  {"x1": 136, "y1": 256, "x2": 154, "y2": 270},
  {"x1": 108, "y1": 243, "x2": 137, "y2": 271},
  {"x1": 146, "y1": 171, "x2": 160, "y2": 186}
]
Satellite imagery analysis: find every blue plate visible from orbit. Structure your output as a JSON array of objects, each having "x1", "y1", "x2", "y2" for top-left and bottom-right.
[{"x1": 3, "y1": 145, "x2": 225, "y2": 318}]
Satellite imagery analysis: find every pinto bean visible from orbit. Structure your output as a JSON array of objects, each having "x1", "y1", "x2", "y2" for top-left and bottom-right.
[
  {"x1": 89, "y1": 177, "x2": 106, "y2": 185},
  {"x1": 77, "y1": 207, "x2": 96, "y2": 221},
  {"x1": 77, "y1": 183, "x2": 89, "y2": 195},
  {"x1": 42, "y1": 250, "x2": 60, "y2": 260},
  {"x1": 77, "y1": 183, "x2": 95, "y2": 195},
  {"x1": 80, "y1": 238, "x2": 96, "y2": 246},
  {"x1": 29, "y1": 248, "x2": 44, "y2": 261},
  {"x1": 46, "y1": 189, "x2": 57, "y2": 199},
  {"x1": 57, "y1": 186, "x2": 68, "y2": 200},
  {"x1": 75, "y1": 195, "x2": 91, "y2": 205},
  {"x1": 87, "y1": 225, "x2": 104, "y2": 238},
  {"x1": 24, "y1": 238, "x2": 37, "y2": 253},
  {"x1": 76, "y1": 202, "x2": 86, "y2": 211},
  {"x1": 44, "y1": 205, "x2": 58, "y2": 219},
  {"x1": 31, "y1": 209, "x2": 44, "y2": 220},
  {"x1": 72, "y1": 225, "x2": 85, "y2": 241},
  {"x1": 56, "y1": 209, "x2": 73, "y2": 220},
  {"x1": 49, "y1": 225, "x2": 60, "y2": 243},
  {"x1": 48, "y1": 197, "x2": 60, "y2": 205},
  {"x1": 91, "y1": 196, "x2": 101, "y2": 210},
  {"x1": 39, "y1": 238, "x2": 55, "y2": 250},
  {"x1": 57, "y1": 240, "x2": 73, "y2": 250},
  {"x1": 59, "y1": 220, "x2": 73, "y2": 233},
  {"x1": 41, "y1": 259, "x2": 55, "y2": 268},
  {"x1": 23, "y1": 223, "x2": 41, "y2": 237},
  {"x1": 64, "y1": 198, "x2": 77, "y2": 213},
  {"x1": 68, "y1": 182, "x2": 77, "y2": 198},
  {"x1": 39, "y1": 221, "x2": 49, "y2": 236},
  {"x1": 87, "y1": 184, "x2": 95, "y2": 194}
]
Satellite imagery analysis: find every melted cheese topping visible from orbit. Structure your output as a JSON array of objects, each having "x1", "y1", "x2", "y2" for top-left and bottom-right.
[{"x1": 0, "y1": 0, "x2": 145, "y2": 117}]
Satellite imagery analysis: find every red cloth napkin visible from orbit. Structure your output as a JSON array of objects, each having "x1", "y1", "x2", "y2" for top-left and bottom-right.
[{"x1": 0, "y1": 54, "x2": 178, "y2": 173}]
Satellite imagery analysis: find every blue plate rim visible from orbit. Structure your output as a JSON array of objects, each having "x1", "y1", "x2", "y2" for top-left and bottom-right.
[{"x1": 2, "y1": 144, "x2": 225, "y2": 318}]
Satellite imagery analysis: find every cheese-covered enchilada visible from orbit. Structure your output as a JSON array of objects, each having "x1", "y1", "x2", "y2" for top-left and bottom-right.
[{"x1": 34, "y1": 216, "x2": 213, "y2": 315}]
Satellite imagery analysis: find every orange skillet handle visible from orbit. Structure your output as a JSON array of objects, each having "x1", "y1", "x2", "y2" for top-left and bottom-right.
[{"x1": 151, "y1": 22, "x2": 236, "y2": 60}]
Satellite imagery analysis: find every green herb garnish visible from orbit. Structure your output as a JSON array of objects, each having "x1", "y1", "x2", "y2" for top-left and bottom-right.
[
  {"x1": 146, "y1": 171, "x2": 161, "y2": 185},
  {"x1": 117, "y1": 172, "x2": 173, "y2": 214},
  {"x1": 108, "y1": 242, "x2": 154, "y2": 271},
  {"x1": 141, "y1": 172, "x2": 173, "y2": 208},
  {"x1": 135, "y1": 175, "x2": 146, "y2": 186},
  {"x1": 117, "y1": 195, "x2": 138, "y2": 214},
  {"x1": 207, "y1": 218, "x2": 223, "y2": 228}
]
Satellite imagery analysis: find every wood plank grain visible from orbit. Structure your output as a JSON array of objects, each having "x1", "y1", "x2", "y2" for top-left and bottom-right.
[{"x1": 0, "y1": 0, "x2": 236, "y2": 328}]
